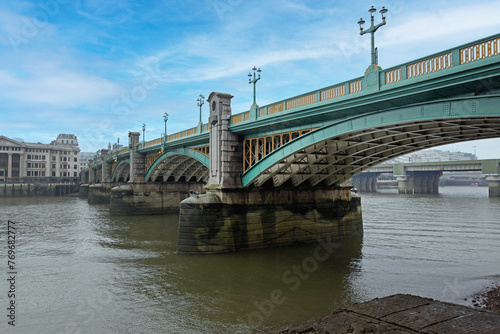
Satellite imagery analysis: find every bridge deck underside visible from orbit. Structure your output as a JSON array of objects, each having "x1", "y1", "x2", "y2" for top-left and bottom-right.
[
  {"x1": 147, "y1": 154, "x2": 209, "y2": 183},
  {"x1": 250, "y1": 117, "x2": 500, "y2": 188}
]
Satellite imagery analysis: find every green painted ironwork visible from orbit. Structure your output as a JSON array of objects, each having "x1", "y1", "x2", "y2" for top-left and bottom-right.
[
  {"x1": 110, "y1": 159, "x2": 130, "y2": 181},
  {"x1": 85, "y1": 33, "x2": 500, "y2": 186},
  {"x1": 241, "y1": 95, "x2": 500, "y2": 187},
  {"x1": 144, "y1": 147, "x2": 209, "y2": 182}
]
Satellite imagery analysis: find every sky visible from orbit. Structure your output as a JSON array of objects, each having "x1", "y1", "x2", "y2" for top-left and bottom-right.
[{"x1": 1, "y1": 0, "x2": 500, "y2": 158}]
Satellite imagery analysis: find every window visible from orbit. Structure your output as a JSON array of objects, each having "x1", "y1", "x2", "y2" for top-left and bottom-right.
[
  {"x1": 52, "y1": 172, "x2": 56, "y2": 176},
  {"x1": 74, "y1": 172, "x2": 77, "y2": 177},
  {"x1": 74, "y1": 158, "x2": 77, "y2": 162},
  {"x1": 52, "y1": 164, "x2": 56, "y2": 169},
  {"x1": 74, "y1": 165, "x2": 77, "y2": 169}
]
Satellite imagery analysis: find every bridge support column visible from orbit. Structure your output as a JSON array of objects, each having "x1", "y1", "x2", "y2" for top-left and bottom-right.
[
  {"x1": 178, "y1": 92, "x2": 362, "y2": 254},
  {"x1": 88, "y1": 159, "x2": 96, "y2": 185},
  {"x1": 397, "y1": 171, "x2": 442, "y2": 194},
  {"x1": 397, "y1": 176, "x2": 413, "y2": 194},
  {"x1": 128, "y1": 132, "x2": 146, "y2": 183},
  {"x1": 100, "y1": 149, "x2": 112, "y2": 183},
  {"x1": 486, "y1": 174, "x2": 500, "y2": 197}
]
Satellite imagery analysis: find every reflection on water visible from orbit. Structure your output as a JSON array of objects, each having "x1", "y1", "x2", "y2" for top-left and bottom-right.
[{"x1": 0, "y1": 186, "x2": 499, "y2": 333}]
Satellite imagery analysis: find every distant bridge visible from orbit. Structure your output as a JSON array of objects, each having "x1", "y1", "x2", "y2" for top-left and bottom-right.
[
  {"x1": 80, "y1": 33, "x2": 500, "y2": 253},
  {"x1": 352, "y1": 159, "x2": 500, "y2": 194}
]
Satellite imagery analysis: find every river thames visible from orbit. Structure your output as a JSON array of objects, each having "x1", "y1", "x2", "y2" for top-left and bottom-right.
[{"x1": 1, "y1": 186, "x2": 499, "y2": 333}]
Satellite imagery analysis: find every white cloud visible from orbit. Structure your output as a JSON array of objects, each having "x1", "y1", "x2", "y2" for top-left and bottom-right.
[
  {"x1": 0, "y1": 65, "x2": 123, "y2": 107},
  {"x1": 381, "y1": 2, "x2": 500, "y2": 49}
]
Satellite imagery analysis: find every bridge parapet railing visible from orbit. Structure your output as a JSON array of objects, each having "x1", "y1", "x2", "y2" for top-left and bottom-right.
[
  {"x1": 118, "y1": 147, "x2": 129, "y2": 155},
  {"x1": 137, "y1": 124, "x2": 210, "y2": 150},
  {"x1": 382, "y1": 33, "x2": 500, "y2": 85},
  {"x1": 460, "y1": 36, "x2": 500, "y2": 64},
  {"x1": 230, "y1": 34, "x2": 500, "y2": 125},
  {"x1": 231, "y1": 76, "x2": 364, "y2": 124}
]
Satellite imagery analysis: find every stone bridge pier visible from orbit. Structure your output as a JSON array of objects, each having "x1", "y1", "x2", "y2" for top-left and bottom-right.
[
  {"x1": 397, "y1": 171, "x2": 442, "y2": 194},
  {"x1": 88, "y1": 149, "x2": 116, "y2": 204},
  {"x1": 178, "y1": 92, "x2": 363, "y2": 254},
  {"x1": 109, "y1": 132, "x2": 204, "y2": 215}
]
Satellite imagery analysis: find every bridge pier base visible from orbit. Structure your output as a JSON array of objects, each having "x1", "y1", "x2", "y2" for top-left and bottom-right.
[
  {"x1": 178, "y1": 185, "x2": 362, "y2": 254},
  {"x1": 109, "y1": 182, "x2": 204, "y2": 215},
  {"x1": 88, "y1": 183, "x2": 114, "y2": 204},
  {"x1": 79, "y1": 184, "x2": 89, "y2": 198},
  {"x1": 486, "y1": 174, "x2": 500, "y2": 197},
  {"x1": 397, "y1": 171, "x2": 442, "y2": 194}
]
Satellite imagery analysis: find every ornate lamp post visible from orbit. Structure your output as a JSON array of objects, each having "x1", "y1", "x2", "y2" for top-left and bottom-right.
[
  {"x1": 142, "y1": 123, "x2": 146, "y2": 146},
  {"x1": 197, "y1": 94, "x2": 205, "y2": 124},
  {"x1": 248, "y1": 66, "x2": 262, "y2": 107},
  {"x1": 358, "y1": 6, "x2": 388, "y2": 68},
  {"x1": 163, "y1": 113, "x2": 169, "y2": 138}
]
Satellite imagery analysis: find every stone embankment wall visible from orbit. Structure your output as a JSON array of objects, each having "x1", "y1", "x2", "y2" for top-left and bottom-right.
[{"x1": 0, "y1": 183, "x2": 79, "y2": 197}]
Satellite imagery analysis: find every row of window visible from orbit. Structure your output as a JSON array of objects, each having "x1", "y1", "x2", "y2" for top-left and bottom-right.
[
  {"x1": 0, "y1": 147, "x2": 79, "y2": 154},
  {"x1": 27, "y1": 171, "x2": 45, "y2": 176},
  {"x1": 55, "y1": 164, "x2": 78, "y2": 170},
  {"x1": 0, "y1": 146, "x2": 22, "y2": 151},
  {"x1": 27, "y1": 162, "x2": 46, "y2": 169},
  {"x1": 26, "y1": 155, "x2": 78, "y2": 162},
  {"x1": 26, "y1": 171, "x2": 78, "y2": 177},
  {"x1": 27, "y1": 148, "x2": 49, "y2": 153},
  {"x1": 51, "y1": 156, "x2": 77, "y2": 162},
  {"x1": 26, "y1": 163, "x2": 78, "y2": 169},
  {"x1": 27, "y1": 155, "x2": 46, "y2": 160}
]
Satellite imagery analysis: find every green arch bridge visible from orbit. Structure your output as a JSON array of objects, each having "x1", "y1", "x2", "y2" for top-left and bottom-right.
[{"x1": 81, "y1": 33, "x2": 500, "y2": 253}]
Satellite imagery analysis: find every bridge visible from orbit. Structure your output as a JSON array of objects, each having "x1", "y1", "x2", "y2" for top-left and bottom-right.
[
  {"x1": 81, "y1": 33, "x2": 500, "y2": 254},
  {"x1": 352, "y1": 159, "x2": 500, "y2": 194}
]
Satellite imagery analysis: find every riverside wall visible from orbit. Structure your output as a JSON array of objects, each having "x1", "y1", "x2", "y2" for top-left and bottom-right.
[{"x1": 0, "y1": 183, "x2": 79, "y2": 197}]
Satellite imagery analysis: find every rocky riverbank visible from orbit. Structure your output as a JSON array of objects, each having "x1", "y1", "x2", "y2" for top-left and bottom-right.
[
  {"x1": 472, "y1": 283, "x2": 500, "y2": 313},
  {"x1": 265, "y1": 294, "x2": 500, "y2": 334}
]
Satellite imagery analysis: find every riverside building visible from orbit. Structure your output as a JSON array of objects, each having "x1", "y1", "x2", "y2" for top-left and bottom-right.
[{"x1": 0, "y1": 134, "x2": 80, "y2": 183}]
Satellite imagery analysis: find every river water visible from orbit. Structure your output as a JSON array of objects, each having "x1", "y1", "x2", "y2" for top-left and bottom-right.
[{"x1": 0, "y1": 186, "x2": 499, "y2": 333}]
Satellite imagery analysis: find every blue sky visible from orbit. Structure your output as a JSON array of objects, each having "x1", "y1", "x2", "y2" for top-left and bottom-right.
[{"x1": 1, "y1": 0, "x2": 500, "y2": 158}]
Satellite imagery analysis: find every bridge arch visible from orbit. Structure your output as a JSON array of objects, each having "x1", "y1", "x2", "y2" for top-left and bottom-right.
[
  {"x1": 111, "y1": 159, "x2": 130, "y2": 182},
  {"x1": 242, "y1": 95, "x2": 500, "y2": 188},
  {"x1": 145, "y1": 148, "x2": 209, "y2": 183}
]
